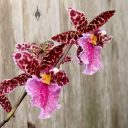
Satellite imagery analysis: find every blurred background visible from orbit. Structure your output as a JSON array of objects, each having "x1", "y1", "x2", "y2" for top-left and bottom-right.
[{"x1": 0, "y1": 0, "x2": 128, "y2": 128}]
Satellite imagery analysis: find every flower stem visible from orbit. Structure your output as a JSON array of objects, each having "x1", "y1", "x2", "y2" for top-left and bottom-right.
[
  {"x1": 0, "y1": 43, "x2": 72, "y2": 127},
  {"x1": 55, "y1": 44, "x2": 72, "y2": 68},
  {"x1": 0, "y1": 91, "x2": 27, "y2": 128}
]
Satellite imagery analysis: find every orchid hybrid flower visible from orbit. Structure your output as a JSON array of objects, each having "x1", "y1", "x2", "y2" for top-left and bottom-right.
[
  {"x1": 13, "y1": 43, "x2": 69, "y2": 118},
  {"x1": 25, "y1": 67, "x2": 68, "y2": 119},
  {"x1": 51, "y1": 8, "x2": 115, "y2": 75},
  {"x1": 0, "y1": 42, "x2": 69, "y2": 117}
]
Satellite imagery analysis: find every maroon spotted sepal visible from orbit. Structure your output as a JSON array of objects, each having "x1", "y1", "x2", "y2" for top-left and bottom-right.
[
  {"x1": 15, "y1": 42, "x2": 40, "y2": 57},
  {"x1": 51, "y1": 31, "x2": 81, "y2": 44},
  {"x1": 13, "y1": 51, "x2": 40, "y2": 76},
  {"x1": 85, "y1": 10, "x2": 115, "y2": 33},
  {"x1": 16, "y1": 42, "x2": 39, "y2": 52},
  {"x1": 68, "y1": 8, "x2": 115, "y2": 33},
  {"x1": 0, "y1": 73, "x2": 31, "y2": 96},
  {"x1": 40, "y1": 44, "x2": 65, "y2": 71},
  {"x1": 52, "y1": 9, "x2": 115, "y2": 45},
  {"x1": 0, "y1": 95, "x2": 12, "y2": 113},
  {"x1": 68, "y1": 8, "x2": 88, "y2": 33}
]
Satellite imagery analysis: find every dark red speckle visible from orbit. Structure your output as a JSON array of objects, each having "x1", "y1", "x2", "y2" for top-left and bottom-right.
[
  {"x1": 70, "y1": 10, "x2": 76, "y2": 16},
  {"x1": 76, "y1": 16, "x2": 80, "y2": 21},
  {"x1": 16, "y1": 44, "x2": 21, "y2": 49},
  {"x1": 73, "y1": 21, "x2": 77, "y2": 26},
  {"x1": 15, "y1": 53, "x2": 21, "y2": 60}
]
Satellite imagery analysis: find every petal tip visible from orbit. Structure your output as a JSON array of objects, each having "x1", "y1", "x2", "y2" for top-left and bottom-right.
[{"x1": 111, "y1": 10, "x2": 116, "y2": 13}]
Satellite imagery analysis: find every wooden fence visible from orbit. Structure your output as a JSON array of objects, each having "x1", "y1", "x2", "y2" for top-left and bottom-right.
[{"x1": 0, "y1": 0, "x2": 128, "y2": 128}]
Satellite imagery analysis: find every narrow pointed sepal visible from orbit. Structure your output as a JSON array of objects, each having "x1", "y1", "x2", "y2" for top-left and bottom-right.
[
  {"x1": 0, "y1": 95, "x2": 12, "y2": 113},
  {"x1": 85, "y1": 10, "x2": 115, "y2": 32}
]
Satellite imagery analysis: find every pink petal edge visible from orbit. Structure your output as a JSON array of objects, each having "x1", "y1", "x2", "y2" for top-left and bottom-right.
[{"x1": 25, "y1": 76, "x2": 61, "y2": 119}]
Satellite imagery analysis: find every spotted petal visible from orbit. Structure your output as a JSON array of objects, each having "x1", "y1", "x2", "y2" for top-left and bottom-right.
[
  {"x1": 50, "y1": 70, "x2": 69, "y2": 86},
  {"x1": 0, "y1": 95, "x2": 12, "y2": 113},
  {"x1": 95, "y1": 30, "x2": 112, "y2": 47},
  {"x1": 16, "y1": 42, "x2": 39, "y2": 52},
  {"x1": 16, "y1": 43, "x2": 41, "y2": 58},
  {"x1": 68, "y1": 8, "x2": 88, "y2": 33},
  {"x1": 25, "y1": 76, "x2": 61, "y2": 119},
  {"x1": 96, "y1": 30, "x2": 112, "y2": 47},
  {"x1": 13, "y1": 51, "x2": 40, "y2": 76},
  {"x1": 0, "y1": 73, "x2": 31, "y2": 96},
  {"x1": 85, "y1": 10, "x2": 115, "y2": 32},
  {"x1": 40, "y1": 44, "x2": 65, "y2": 71},
  {"x1": 51, "y1": 31, "x2": 80, "y2": 44}
]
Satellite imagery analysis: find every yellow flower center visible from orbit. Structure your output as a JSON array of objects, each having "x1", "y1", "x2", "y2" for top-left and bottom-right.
[
  {"x1": 40, "y1": 73, "x2": 51, "y2": 85},
  {"x1": 90, "y1": 34, "x2": 97, "y2": 45}
]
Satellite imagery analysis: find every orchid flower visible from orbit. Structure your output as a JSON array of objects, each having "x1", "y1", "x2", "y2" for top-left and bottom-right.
[
  {"x1": 25, "y1": 67, "x2": 69, "y2": 119},
  {"x1": 0, "y1": 42, "x2": 69, "y2": 113},
  {"x1": 13, "y1": 42, "x2": 69, "y2": 118},
  {"x1": 13, "y1": 44, "x2": 69, "y2": 119},
  {"x1": 51, "y1": 8, "x2": 115, "y2": 75}
]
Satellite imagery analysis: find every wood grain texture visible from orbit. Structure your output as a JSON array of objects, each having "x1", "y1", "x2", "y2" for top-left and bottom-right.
[{"x1": 0, "y1": 0, "x2": 128, "y2": 128}]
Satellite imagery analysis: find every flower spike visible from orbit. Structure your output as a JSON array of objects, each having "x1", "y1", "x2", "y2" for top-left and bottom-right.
[{"x1": 0, "y1": 7, "x2": 115, "y2": 123}]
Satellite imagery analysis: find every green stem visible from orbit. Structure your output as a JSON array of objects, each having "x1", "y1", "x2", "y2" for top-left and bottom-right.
[{"x1": 0, "y1": 43, "x2": 72, "y2": 128}]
